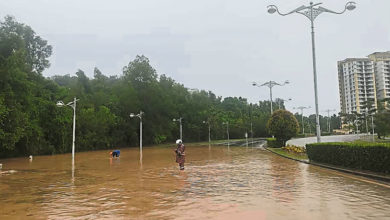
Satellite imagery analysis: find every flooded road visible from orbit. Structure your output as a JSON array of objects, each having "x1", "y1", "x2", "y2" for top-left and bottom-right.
[{"x1": 1, "y1": 144, "x2": 389, "y2": 220}]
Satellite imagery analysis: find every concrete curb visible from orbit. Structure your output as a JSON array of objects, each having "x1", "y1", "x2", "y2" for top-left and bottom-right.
[{"x1": 264, "y1": 147, "x2": 390, "y2": 184}]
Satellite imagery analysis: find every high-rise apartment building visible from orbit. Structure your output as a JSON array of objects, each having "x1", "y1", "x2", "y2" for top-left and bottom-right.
[
  {"x1": 338, "y1": 58, "x2": 377, "y2": 114},
  {"x1": 338, "y1": 51, "x2": 390, "y2": 114},
  {"x1": 368, "y1": 52, "x2": 390, "y2": 101}
]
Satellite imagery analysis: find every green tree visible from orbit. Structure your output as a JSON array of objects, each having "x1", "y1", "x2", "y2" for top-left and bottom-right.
[
  {"x1": 0, "y1": 15, "x2": 52, "y2": 73},
  {"x1": 0, "y1": 16, "x2": 56, "y2": 157},
  {"x1": 375, "y1": 111, "x2": 390, "y2": 138},
  {"x1": 375, "y1": 98, "x2": 390, "y2": 139},
  {"x1": 266, "y1": 110, "x2": 299, "y2": 146}
]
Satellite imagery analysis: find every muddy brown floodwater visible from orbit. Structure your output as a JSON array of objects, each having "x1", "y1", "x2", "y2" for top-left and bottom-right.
[{"x1": 1, "y1": 144, "x2": 390, "y2": 220}]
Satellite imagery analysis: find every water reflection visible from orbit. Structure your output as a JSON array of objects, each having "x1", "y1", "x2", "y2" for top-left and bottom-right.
[
  {"x1": 0, "y1": 145, "x2": 389, "y2": 219},
  {"x1": 140, "y1": 150, "x2": 143, "y2": 169},
  {"x1": 71, "y1": 159, "x2": 75, "y2": 185},
  {"x1": 269, "y1": 154, "x2": 300, "y2": 204}
]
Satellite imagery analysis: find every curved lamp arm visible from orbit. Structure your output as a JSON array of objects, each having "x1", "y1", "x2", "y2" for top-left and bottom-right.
[
  {"x1": 268, "y1": 2, "x2": 355, "y2": 17},
  {"x1": 267, "y1": 5, "x2": 307, "y2": 16},
  {"x1": 318, "y1": 1, "x2": 356, "y2": 15}
]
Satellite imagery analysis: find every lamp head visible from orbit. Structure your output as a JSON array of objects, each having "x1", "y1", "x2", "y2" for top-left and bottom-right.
[
  {"x1": 173, "y1": 119, "x2": 176, "y2": 122},
  {"x1": 252, "y1": 82, "x2": 257, "y2": 86},
  {"x1": 346, "y1": 2, "x2": 356, "y2": 11},
  {"x1": 56, "y1": 101, "x2": 64, "y2": 107},
  {"x1": 284, "y1": 80, "x2": 290, "y2": 84},
  {"x1": 267, "y1": 5, "x2": 277, "y2": 14},
  {"x1": 130, "y1": 113, "x2": 135, "y2": 118}
]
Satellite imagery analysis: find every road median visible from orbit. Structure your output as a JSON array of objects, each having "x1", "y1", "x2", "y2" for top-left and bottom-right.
[{"x1": 264, "y1": 146, "x2": 390, "y2": 184}]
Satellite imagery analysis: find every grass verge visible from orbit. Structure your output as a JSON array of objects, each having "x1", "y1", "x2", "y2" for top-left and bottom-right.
[{"x1": 267, "y1": 148, "x2": 308, "y2": 161}]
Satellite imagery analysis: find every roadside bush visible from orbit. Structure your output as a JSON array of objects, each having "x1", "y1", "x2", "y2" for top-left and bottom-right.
[
  {"x1": 283, "y1": 145, "x2": 306, "y2": 154},
  {"x1": 154, "y1": 134, "x2": 167, "y2": 144},
  {"x1": 295, "y1": 134, "x2": 306, "y2": 138},
  {"x1": 266, "y1": 138, "x2": 283, "y2": 148},
  {"x1": 295, "y1": 133, "x2": 316, "y2": 138},
  {"x1": 267, "y1": 110, "x2": 299, "y2": 146},
  {"x1": 306, "y1": 142, "x2": 390, "y2": 173},
  {"x1": 321, "y1": 132, "x2": 332, "y2": 136}
]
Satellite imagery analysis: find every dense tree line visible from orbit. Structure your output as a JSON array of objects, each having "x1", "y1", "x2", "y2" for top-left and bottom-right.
[
  {"x1": 340, "y1": 98, "x2": 390, "y2": 138},
  {"x1": 0, "y1": 16, "x2": 287, "y2": 158},
  {"x1": 294, "y1": 113, "x2": 342, "y2": 135}
]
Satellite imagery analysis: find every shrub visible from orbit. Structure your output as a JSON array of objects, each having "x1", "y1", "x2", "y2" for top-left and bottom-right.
[
  {"x1": 154, "y1": 134, "x2": 167, "y2": 144},
  {"x1": 267, "y1": 110, "x2": 299, "y2": 146},
  {"x1": 283, "y1": 145, "x2": 306, "y2": 154},
  {"x1": 266, "y1": 138, "x2": 283, "y2": 148},
  {"x1": 295, "y1": 133, "x2": 315, "y2": 138},
  {"x1": 321, "y1": 132, "x2": 332, "y2": 136},
  {"x1": 306, "y1": 142, "x2": 390, "y2": 173}
]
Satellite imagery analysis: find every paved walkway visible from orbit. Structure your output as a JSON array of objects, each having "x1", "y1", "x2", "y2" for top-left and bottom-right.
[{"x1": 287, "y1": 134, "x2": 364, "y2": 147}]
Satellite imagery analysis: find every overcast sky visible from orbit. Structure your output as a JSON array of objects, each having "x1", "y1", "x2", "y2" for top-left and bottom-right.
[{"x1": 1, "y1": 0, "x2": 390, "y2": 115}]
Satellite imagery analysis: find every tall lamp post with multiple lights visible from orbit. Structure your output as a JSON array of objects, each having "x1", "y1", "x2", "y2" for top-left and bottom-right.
[
  {"x1": 252, "y1": 80, "x2": 289, "y2": 114},
  {"x1": 370, "y1": 114, "x2": 375, "y2": 142},
  {"x1": 323, "y1": 109, "x2": 336, "y2": 133},
  {"x1": 130, "y1": 111, "x2": 144, "y2": 159},
  {"x1": 56, "y1": 97, "x2": 79, "y2": 162},
  {"x1": 203, "y1": 120, "x2": 211, "y2": 147},
  {"x1": 173, "y1": 117, "x2": 183, "y2": 140},
  {"x1": 294, "y1": 106, "x2": 311, "y2": 135},
  {"x1": 278, "y1": 98, "x2": 292, "y2": 109},
  {"x1": 267, "y1": 1, "x2": 356, "y2": 142},
  {"x1": 249, "y1": 103, "x2": 254, "y2": 147},
  {"x1": 222, "y1": 121, "x2": 230, "y2": 148}
]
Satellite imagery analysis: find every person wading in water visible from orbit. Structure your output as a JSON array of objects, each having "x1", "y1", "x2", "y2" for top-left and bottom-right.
[{"x1": 174, "y1": 139, "x2": 185, "y2": 170}]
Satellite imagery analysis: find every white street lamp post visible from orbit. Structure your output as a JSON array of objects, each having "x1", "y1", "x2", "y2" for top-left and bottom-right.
[
  {"x1": 130, "y1": 111, "x2": 144, "y2": 158},
  {"x1": 173, "y1": 117, "x2": 183, "y2": 140},
  {"x1": 355, "y1": 114, "x2": 360, "y2": 134},
  {"x1": 245, "y1": 132, "x2": 248, "y2": 148},
  {"x1": 371, "y1": 114, "x2": 375, "y2": 142},
  {"x1": 294, "y1": 106, "x2": 311, "y2": 135},
  {"x1": 56, "y1": 97, "x2": 79, "y2": 162},
  {"x1": 250, "y1": 104, "x2": 254, "y2": 147},
  {"x1": 323, "y1": 109, "x2": 336, "y2": 133},
  {"x1": 203, "y1": 120, "x2": 211, "y2": 146},
  {"x1": 267, "y1": 1, "x2": 356, "y2": 142},
  {"x1": 250, "y1": 120, "x2": 253, "y2": 147},
  {"x1": 278, "y1": 98, "x2": 292, "y2": 109},
  {"x1": 222, "y1": 122, "x2": 230, "y2": 148},
  {"x1": 252, "y1": 80, "x2": 289, "y2": 114}
]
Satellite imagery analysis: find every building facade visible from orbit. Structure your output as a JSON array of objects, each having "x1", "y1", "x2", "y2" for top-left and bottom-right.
[
  {"x1": 338, "y1": 51, "x2": 390, "y2": 114},
  {"x1": 338, "y1": 58, "x2": 376, "y2": 114},
  {"x1": 368, "y1": 52, "x2": 390, "y2": 101}
]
